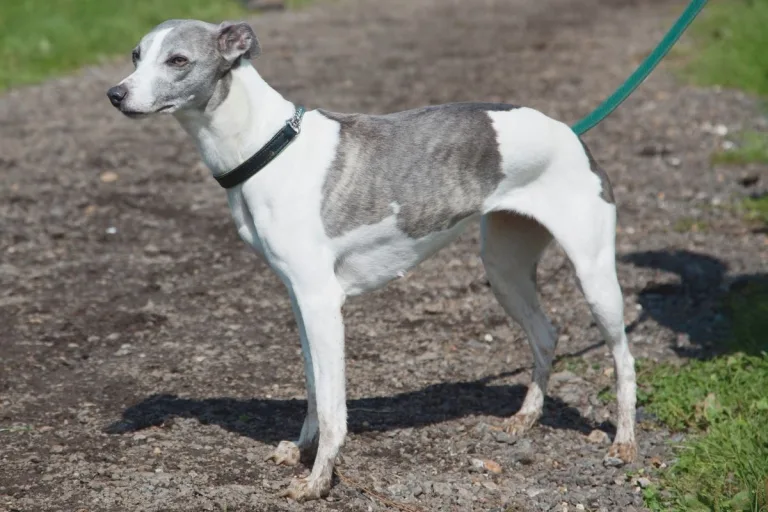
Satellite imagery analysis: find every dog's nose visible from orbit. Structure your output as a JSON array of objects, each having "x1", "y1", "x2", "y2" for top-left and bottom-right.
[{"x1": 107, "y1": 85, "x2": 128, "y2": 107}]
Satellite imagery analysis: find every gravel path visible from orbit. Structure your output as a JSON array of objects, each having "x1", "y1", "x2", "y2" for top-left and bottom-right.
[{"x1": 1, "y1": 0, "x2": 766, "y2": 510}]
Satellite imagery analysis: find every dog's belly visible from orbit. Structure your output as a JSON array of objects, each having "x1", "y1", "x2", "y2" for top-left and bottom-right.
[{"x1": 331, "y1": 213, "x2": 476, "y2": 296}]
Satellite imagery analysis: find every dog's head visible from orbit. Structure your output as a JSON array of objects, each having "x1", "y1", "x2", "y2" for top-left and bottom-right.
[{"x1": 107, "y1": 20, "x2": 260, "y2": 118}]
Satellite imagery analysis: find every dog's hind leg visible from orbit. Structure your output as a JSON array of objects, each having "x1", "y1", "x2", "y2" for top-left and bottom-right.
[
  {"x1": 494, "y1": 168, "x2": 637, "y2": 463},
  {"x1": 545, "y1": 197, "x2": 637, "y2": 463},
  {"x1": 481, "y1": 211, "x2": 557, "y2": 434}
]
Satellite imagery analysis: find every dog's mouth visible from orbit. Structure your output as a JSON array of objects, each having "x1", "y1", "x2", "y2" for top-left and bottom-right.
[
  {"x1": 122, "y1": 110, "x2": 149, "y2": 119},
  {"x1": 120, "y1": 105, "x2": 175, "y2": 118}
]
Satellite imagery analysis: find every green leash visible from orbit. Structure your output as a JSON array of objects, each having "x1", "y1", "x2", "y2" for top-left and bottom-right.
[{"x1": 571, "y1": 0, "x2": 708, "y2": 135}]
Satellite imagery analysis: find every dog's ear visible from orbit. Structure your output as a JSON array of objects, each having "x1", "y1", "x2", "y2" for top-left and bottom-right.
[{"x1": 217, "y1": 22, "x2": 261, "y2": 63}]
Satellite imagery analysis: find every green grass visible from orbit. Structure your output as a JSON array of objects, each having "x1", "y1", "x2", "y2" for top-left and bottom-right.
[
  {"x1": 640, "y1": 282, "x2": 768, "y2": 511},
  {"x1": 649, "y1": 16, "x2": 768, "y2": 508},
  {"x1": 0, "y1": 0, "x2": 250, "y2": 90},
  {"x1": 743, "y1": 195, "x2": 768, "y2": 226},
  {"x1": 713, "y1": 132, "x2": 768, "y2": 166},
  {"x1": 682, "y1": 0, "x2": 768, "y2": 97}
]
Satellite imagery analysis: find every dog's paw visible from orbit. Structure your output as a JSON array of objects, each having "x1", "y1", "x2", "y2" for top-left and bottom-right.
[
  {"x1": 604, "y1": 442, "x2": 637, "y2": 466},
  {"x1": 503, "y1": 412, "x2": 539, "y2": 436},
  {"x1": 279, "y1": 476, "x2": 330, "y2": 502},
  {"x1": 265, "y1": 440, "x2": 301, "y2": 466}
]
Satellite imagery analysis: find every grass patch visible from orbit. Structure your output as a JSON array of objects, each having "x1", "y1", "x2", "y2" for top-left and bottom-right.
[
  {"x1": 553, "y1": 355, "x2": 589, "y2": 375},
  {"x1": 682, "y1": 0, "x2": 768, "y2": 97},
  {"x1": 640, "y1": 282, "x2": 768, "y2": 511},
  {"x1": 0, "y1": 0, "x2": 250, "y2": 91},
  {"x1": 713, "y1": 132, "x2": 768, "y2": 166},
  {"x1": 743, "y1": 195, "x2": 768, "y2": 226},
  {"x1": 597, "y1": 386, "x2": 615, "y2": 404}
]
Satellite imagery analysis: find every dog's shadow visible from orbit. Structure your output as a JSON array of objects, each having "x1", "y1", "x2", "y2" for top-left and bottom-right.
[{"x1": 106, "y1": 373, "x2": 610, "y2": 443}]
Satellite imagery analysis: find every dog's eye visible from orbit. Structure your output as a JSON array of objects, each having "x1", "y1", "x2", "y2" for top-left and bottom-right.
[
  {"x1": 167, "y1": 55, "x2": 189, "y2": 67},
  {"x1": 131, "y1": 48, "x2": 140, "y2": 65}
]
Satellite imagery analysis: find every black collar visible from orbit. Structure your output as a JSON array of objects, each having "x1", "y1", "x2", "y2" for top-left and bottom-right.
[{"x1": 214, "y1": 105, "x2": 306, "y2": 189}]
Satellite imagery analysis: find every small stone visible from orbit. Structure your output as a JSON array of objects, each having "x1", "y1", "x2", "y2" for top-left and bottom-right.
[
  {"x1": 433, "y1": 482, "x2": 452, "y2": 496},
  {"x1": 387, "y1": 483, "x2": 409, "y2": 497},
  {"x1": 526, "y1": 488, "x2": 545, "y2": 498},
  {"x1": 484, "y1": 334, "x2": 493, "y2": 342},
  {"x1": 636, "y1": 477, "x2": 652, "y2": 489},
  {"x1": 551, "y1": 370, "x2": 580, "y2": 384},
  {"x1": 482, "y1": 459, "x2": 503, "y2": 474},
  {"x1": 105, "y1": 226, "x2": 117, "y2": 235},
  {"x1": 114, "y1": 343, "x2": 132, "y2": 356},
  {"x1": 100, "y1": 171, "x2": 119, "y2": 183},
  {"x1": 483, "y1": 481, "x2": 499, "y2": 491},
  {"x1": 493, "y1": 431, "x2": 517, "y2": 445},
  {"x1": 603, "y1": 456, "x2": 624, "y2": 467},
  {"x1": 587, "y1": 429, "x2": 611, "y2": 445}
]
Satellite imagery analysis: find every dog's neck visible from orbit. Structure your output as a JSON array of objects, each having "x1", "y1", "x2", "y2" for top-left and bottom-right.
[{"x1": 174, "y1": 60, "x2": 295, "y2": 177}]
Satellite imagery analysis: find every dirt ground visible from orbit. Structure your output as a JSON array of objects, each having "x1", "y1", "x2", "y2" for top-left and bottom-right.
[{"x1": 1, "y1": 0, "x2": 766, "y2": 511}]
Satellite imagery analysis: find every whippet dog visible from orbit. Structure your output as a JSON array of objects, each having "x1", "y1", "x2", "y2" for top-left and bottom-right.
[{"x1": 107, "y1": 19, "x2": 637, "y2": 501}]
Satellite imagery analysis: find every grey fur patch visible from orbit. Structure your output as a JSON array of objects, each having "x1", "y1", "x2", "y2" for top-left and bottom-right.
[
  {"x1": 579, "y1": 140, "x2": 615, "y2": 204},
  {"x1": 319, "y1": 103, "x2": 518, "y2": 239}
]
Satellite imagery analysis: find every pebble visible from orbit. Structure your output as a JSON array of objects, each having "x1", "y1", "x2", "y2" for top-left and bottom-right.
[
  {"x1": 432, "y1": 482, "x2": 452, "y2": 496},
  {"x1": 493, "y1": 431, "x2": 517, "y2": 445},
  {"x1": 483, "y1": 459, "x2": 503, "y2": 474},
  {"x1": 100, "y1": 171, "x2": 119, "y2": 183},
  {"x1": 527, "y1": 488, "x2": 545, "y2": 498},
  {"x1": 114, "y1": 344, "x2": 132, "y2": 356},
  {"x1": 586, "y1": 430, "x2": 611, "y2": 445},
  {"x1": 636, "y1": 477, "x2": 652, "y2": 489},
  {"x1": 387, "y1": 483, "x2": 409, "y2": 497}
]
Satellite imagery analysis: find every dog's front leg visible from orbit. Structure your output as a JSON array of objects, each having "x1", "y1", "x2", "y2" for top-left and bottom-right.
[
  {"x1": 279, "y1": 280, "x2": 346, "y2": 501},
  {"x1": 266, "y1": 292, "x2": 319, "y2": 466}
]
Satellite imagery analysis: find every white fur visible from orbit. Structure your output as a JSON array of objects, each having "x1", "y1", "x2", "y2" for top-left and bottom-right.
[
  {"x1": 119, "y1": 28, "x2": 173, "y2": 112},
  {"x1": 161, "y1": 61, "x2": 636, "y2": 498}
]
